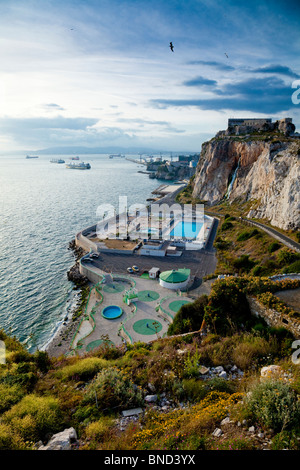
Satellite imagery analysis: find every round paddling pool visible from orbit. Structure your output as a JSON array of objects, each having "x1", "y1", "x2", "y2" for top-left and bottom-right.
[{"x1": 101, "y1": 305, "x2": 123, "y2": 320}]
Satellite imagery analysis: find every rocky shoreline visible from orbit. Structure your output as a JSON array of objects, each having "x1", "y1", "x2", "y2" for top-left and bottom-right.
[{"x1": 44, "y1": 240, "x2": 90, "y2": 358}]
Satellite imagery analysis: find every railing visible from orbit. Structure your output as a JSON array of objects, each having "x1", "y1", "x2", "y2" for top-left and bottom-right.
[
  {"x1": 159, "y1": 296, "x2": 176, "y2": 321},
  {"x1": 117, "y1": 300, "x2": 138, "y2": 344}
]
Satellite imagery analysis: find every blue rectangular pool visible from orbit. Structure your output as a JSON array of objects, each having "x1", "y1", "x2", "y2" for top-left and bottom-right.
[{"x1": 170, "y1": 220, "x2": 203, "y2": 239}]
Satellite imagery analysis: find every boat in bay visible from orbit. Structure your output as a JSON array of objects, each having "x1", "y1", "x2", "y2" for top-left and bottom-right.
[
  {"x1": 65, "y1": 161, "x2": 91, "y2": 169},
  {"x1": 109, "y1": 154, "x2": 125, "y2": 159},
  {"x1": 26, "y1": 155, "x2": 39, "y2": 159},
  {"x1": 50, "y1": 158, "x2": 65, "y2": 164}
]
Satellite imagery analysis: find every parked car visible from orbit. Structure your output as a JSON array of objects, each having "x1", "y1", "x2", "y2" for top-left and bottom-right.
[
  {"x1": 132, "y1": 265, "x2": 139, "y2": 272},
  {"x1": 127, "y1": 267, "x2": 134, "y2": 273}
]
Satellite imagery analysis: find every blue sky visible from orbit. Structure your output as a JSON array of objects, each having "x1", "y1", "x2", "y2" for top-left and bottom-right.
[{"x1": 0, "y1": 0, "x2": 299, "y2": 151}]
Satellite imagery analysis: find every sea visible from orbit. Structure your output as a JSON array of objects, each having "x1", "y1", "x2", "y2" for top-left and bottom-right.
[{"x1": 0, "y1": 154, "x2": 163, "y2": 351}]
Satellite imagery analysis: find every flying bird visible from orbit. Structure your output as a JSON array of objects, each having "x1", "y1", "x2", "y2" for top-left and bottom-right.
[
  {"x1": 169, "y1": 41, "x2": 174, "y2": 52},
  {"x1": 224, "y1": 52, "x2": 229, "y2": 58}
]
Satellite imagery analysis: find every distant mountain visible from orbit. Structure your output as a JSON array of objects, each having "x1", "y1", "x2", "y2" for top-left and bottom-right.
[{"x1": 33, "y1": 146, "x2": 192, "y2": 155}]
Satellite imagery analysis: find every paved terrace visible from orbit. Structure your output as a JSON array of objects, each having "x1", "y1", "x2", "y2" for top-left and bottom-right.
[
  {"x1": 71, "y1": 272, "x2": 214, "y2": 356},
  {"x1": 83, "y1": 243, "x2": 218, "y2": 280}
]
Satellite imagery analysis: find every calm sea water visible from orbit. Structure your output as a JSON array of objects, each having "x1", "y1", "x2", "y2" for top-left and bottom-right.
[{"x1": 0, "y1": 154, "x2": 161, "y2": 351}]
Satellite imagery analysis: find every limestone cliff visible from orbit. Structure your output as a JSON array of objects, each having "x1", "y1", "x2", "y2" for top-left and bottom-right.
[{"x1": 192, "y1": 126, "x2": 300, "y2": 231}]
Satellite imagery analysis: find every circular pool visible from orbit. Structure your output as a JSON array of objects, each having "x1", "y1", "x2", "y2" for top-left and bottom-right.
[{"x1": 101, "y1": 305, "x2": 123, "y2": 320}]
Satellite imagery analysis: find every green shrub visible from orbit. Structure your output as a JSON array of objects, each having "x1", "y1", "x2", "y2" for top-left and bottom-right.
[
  {"x1": 205, "y1": 377, "x2": 236, "y2": 394},
  {"x1": 2, "y1": 394, "x2": 63, "y2": 442},
  {"x1": 277, "y1": 249, "x2": 300, "y2": 266},
  {"x1": 204, "y1": 281, "x2": 254, "y2": 334},
  {"x1": 232, "y1": 254, "x2": 256, "y2": 273},
  {"x1": 271, "y1": 430, "x2": 300, "y2": 450},
  {"x1": 214, "y1": 237, "x2": 231, "y2": 250},
  {"x1": 33, "y1": 351, "x2": 52, "y2": 373},
  {"x1": 84, "y1": 416, "x2": 114, "y2": 442},
  {"x1": 182, "y1": 348, "x2": 202, "y2": 378},
  {"x1": 83, "y1": 367, "x2": 144, "y2": 412},
  {"x1": 72, "y1": 404, "x2": 99, "y2": 424},
  {"x1": 282, "y1": 260, "x2": 300, "y2": 274},
  {"x1": 0, "y1": 423, "x2": 27, "y2": 450},
  {"x1": 231, "y1": 335, "x2": 274, "y2": 370},
  {"x1": 182, "y1": 378, "x2": 208, "y2": 401},
  {"x1": 237, "y1": 229, "x2": 259, "y2": 242},
  {"x1": 125, "y1": 341, "x2": 151, "y2": 358},
  {"x1": 55, "y1": 357, "x2": 109, "y2": 382},
  {"x1": 244, "y1": 380, "x2": 300, "y2": 432},
  {"x1": 260, "y1": 259, "x2": 278, "y2": 274},
  {"x1": 221, "y1": 221, "x2": 233, "y2": 231},
  {"x1": 210, "y1": 437, "x2": 255, "y2": 450},
  {"x1": 8, "y1": 350, "x2": 32, "y2": 363},
  {"x1": 268, "y1": 242, "x2": 281, "y2": 253},
  {"x1": 1, "y1": 369, "x2": 37, "y2": 391},
  {"x1": 168, "y1": 295, "x2": 208, "y2": 335},
  {"x1": 252, "y1": 265, "x2": 263, "y2": 276},
  {"x1": 0, "y1": 384, "x2": 24, "y2": 413}
]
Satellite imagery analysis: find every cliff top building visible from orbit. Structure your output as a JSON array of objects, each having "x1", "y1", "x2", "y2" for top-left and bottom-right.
[
  {"x1": 228, "y1": 118, "x2": 272, "y2": 127},
  {"x1": 215, "y1": 117, "x2": 295, "y2": 137}
]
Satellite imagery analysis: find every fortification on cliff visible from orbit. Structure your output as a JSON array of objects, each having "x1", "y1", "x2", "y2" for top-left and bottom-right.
[
  {"x1": 192, "y1": 118, "x2": 300, "y2": 231},
  {"x1": 216, "y1": 117, "x2": 296, "y2": 138}
]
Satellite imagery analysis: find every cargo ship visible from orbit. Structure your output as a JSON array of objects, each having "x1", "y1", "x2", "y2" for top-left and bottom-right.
[
  {"x1": 50, "y1": 158, "x2": 65, "y2": 163},
  {"x1": 65, "y1": 161, "x2": 91, "y2": 169}
]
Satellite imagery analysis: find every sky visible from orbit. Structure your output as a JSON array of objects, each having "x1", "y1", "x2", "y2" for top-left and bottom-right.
[{"x1": 0, "y1": 0, "x2": 300, "y2": 152}]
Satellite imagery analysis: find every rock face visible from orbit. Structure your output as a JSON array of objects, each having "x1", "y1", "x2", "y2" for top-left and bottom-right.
[
  {"x1": 38, "y1": 427, "x2": 78, "y2": 450},
  {"x1": 192, "y1": 135, "x2": 300, "y2": 230}
]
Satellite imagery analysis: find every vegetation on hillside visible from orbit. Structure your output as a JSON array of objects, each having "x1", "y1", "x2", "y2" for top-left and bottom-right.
[
  {"x1": 1, "y1": 273, "x2": 300, "y2": 451},
  {"x1": 210, "y1": 215, "x2": 300, "y2": 277},
  {"x1": 1, "y1": 186, "x2": 299, "y2": 451}
]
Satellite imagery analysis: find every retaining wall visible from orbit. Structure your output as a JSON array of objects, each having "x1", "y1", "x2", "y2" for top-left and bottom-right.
[
  {"x1": 79, "y1": 260, "x2": 104, "y2": 284},
  {"x1": 248, "y1": 296, "x2": 300, "y2": 338}
]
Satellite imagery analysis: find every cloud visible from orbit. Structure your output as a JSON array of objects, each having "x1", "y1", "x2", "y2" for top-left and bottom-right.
[
  {"x1": 0, "y1": 116, "x2": 100, "y2": 147},
  {"x1": 187, "y1": 60, "x2": 235, "y2": 72},
  {"x1": 0, "y1": 116, "x2": 97, "y2": 131},
  {"x1": 150, "y1": 76, "x2": 294, "y2": 114},
  {"x1": 43, "y1": 103, "x2": 65, "y2": 111},
  {"x1": 0, "y1": 113, "x2": 164, "y2": 149},
  {"x1": 183, "y1": 76, "x2": 218, "y2": 87},
  {"x1": 251, "y1": 64, "x2": 300, "y2": 79},
  {"x1": 117, "y1": 117, "x2": 169, "y2": 126}
]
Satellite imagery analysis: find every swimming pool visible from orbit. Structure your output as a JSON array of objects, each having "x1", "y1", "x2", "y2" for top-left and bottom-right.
[
  {"x1": 169, "y1": 220, "x2": 203, "y2": 239},
  {"x1": 101, "y1": 305, "x2": 123, "y2": 320}
]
